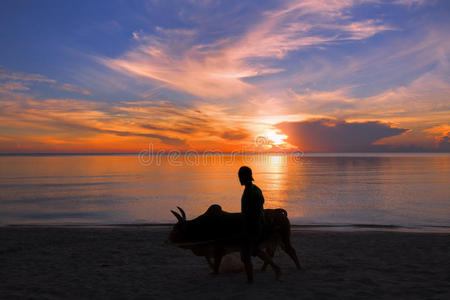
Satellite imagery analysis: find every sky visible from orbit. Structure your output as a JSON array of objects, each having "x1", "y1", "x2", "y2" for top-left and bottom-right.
[{"x1": 0, "y1": 0, "x2": 449, "y2": 153}]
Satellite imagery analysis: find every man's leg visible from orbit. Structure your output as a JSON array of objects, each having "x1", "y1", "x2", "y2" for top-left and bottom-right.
[
  {"x1": 240, "y1": 245, "x2": 254, "y2": 283},
  {"x1": 256, "y1": 250, "x2": 281, "y2": 280},
  {"x1": 244, "y1": 258, "x2": 254, "y2": 283}
]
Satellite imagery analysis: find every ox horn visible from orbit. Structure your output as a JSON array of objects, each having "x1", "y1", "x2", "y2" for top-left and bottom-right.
[
  {"x1": 170, "y1": 210, "x2": 184, "y2": 223},
  {"x1": 177, "y1": 206, "x2": 186, "y2": 220}
]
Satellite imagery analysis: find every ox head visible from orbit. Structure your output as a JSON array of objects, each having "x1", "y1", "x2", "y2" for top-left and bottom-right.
[{"x1": 169, "y1": 206, "x2": 187, "y2": 244}]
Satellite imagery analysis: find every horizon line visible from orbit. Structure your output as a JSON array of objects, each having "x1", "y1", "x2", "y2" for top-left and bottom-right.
[{"x1": 0, "y1": 151, "x2": 449, "y2": 156}]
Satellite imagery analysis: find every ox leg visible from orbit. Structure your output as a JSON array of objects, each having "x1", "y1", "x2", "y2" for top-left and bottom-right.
[
  {"x1": 256, "y1": 250, "x2": 281, "y2": 280},
  {"x1": 281, "y1": 243, "x2": 301, "y2": 269},
  {"x1": 261, "y1": 247, "x2": 275, "y2": 272},
  {"x1": 206, "y1": 256, "x2": 214, "y2": 271},
  {"x1": 213, "y1": 247, "x2": 224, "y2": 274}
]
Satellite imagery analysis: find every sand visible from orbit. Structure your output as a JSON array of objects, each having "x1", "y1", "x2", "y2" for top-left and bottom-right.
[{"x1": 0, "y1": 227, "x2": 449, "y2": 299}]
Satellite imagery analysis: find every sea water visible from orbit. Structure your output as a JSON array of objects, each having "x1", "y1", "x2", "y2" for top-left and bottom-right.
[{"x1": 0, "y1": 153, "x2": 449, "y2": 230}]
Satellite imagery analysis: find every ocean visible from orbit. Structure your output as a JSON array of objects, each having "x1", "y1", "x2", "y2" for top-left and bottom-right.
[{"x1": 0, "y1": 153, "x2": 449, "y2": 230}]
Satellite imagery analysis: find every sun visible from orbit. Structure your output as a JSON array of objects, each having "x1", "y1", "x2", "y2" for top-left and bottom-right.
[{"x1": 266, "y1": 129, "x2": 288, "y2": 146}]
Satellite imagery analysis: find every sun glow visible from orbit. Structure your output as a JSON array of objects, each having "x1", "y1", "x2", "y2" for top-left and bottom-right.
[{"x1": 266, "y1": 129, "x2": 288, "y2": 146}]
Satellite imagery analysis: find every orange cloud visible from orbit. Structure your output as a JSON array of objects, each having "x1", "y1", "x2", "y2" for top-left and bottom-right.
[
  {"x1": 0, "y1": 88, "x2": 262, "y2": 153},
  {"x1": 423, "y1": 125, "x2": 450, "y2": 151},
  {"x1": 424, "y1": 125, "x2": 450, "y2": 137}
]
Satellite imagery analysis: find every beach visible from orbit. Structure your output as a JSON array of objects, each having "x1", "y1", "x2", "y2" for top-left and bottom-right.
[{"x1": 1, "y1": 227, "x2": 449, "y2": 299}]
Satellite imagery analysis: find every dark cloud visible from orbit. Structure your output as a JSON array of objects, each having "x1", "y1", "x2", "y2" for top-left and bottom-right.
[
  {"x1": 437, "y1": 135, "x2": 450, "y2": 152},
  {"x1": 141, "y1": 110, "x2": 248, "y2": 142},
  {"x1": 220, "y1": 129, "x2": 248, "y2": 140},
  {"x1": 141, "y1": 123, "x2": 196, "y2": 134},
  {"x1": 103, "y1": 129, "x2": 186, "y2": 146},
  {"x1": 276, "y1": 118, "x2": 408, "y2": 152}
]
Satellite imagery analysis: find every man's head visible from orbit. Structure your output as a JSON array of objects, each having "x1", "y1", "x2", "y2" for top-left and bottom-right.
[{"x1": 238, "y1": 166, "x2": 254, "y2": 186}]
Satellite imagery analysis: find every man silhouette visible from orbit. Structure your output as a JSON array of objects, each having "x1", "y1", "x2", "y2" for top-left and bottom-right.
[{"x1": 238, "y1": 166, "x2": 280, "y2": 283}]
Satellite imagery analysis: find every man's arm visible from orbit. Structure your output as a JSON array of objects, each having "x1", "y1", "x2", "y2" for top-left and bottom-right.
[
  {"x1": 255, "y1": 185, "x2": 264, "y2": 207},
  {"x1": 241, "y1": 189, "x2": 249, "y2": 214}
]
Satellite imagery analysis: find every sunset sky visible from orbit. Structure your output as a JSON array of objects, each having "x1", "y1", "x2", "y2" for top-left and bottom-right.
[{"x1": 0, "y1": 0, "x2": 449, "y2": 153}]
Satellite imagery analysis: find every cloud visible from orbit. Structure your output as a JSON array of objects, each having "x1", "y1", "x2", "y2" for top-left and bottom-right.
[
  {"x1": 101, "y1": 29, "x2": 255, "y2": 99},
  {"x1": 423, "y1": 124, "x2": 450, "y2": 137},
  {"x1": 132, "y1": 30, "x2": 143, "y2": 40},
  {"x1": 0, "y1": 136, "x2": 12, "y2": 141},
  {"x1": 0, "y1": 86, "x2": 260, "y2": 152},
  {"x1": 337, "y1": 20, "x2": 393, "y2": 40},
  {"x1": 253, "y1": 50, "x2": 450, "y2": 128},
  {"x1": 393, "y1": 0, "x2": 429, "y2": 7},
  {"x1": 0, "y1": 66, "x2": 55, "y2": 83},
  {"x1": 0, "y1": 90, "x2": 190, "y2": 150},
  {"x1": 101, "y1": 0, "x2": 392, "y2": 99},
  {"x1": 33, "y1": 114, "x2": 187, "y2": 146},
  {"x1": 0, "y1": 81, "x2": 29, "y2": 91},
  {"x1": 423, "y1": 125, "x2": 450, "y2": 151},
  {"x1": 437, "y1": 135, "x2": 450, "y2": 151},
  {"x1": 276, "y1": 118, "x2": 408, "y2": 152},
  {"x1": 0, "y1": 68, "x2": 91, "y2": 96},
  {"x1": 0, "y1": 67, "x2": 56, "y2": 94},
  {"x1": 58, "y1": 83, "x2": 91, "y2": 95},
  {"x1": 220, "y1": 129, "x2": 249, "y2": 141},
  {"x1": 141, "y1": 123, "x2": 196, "y2": 135}
]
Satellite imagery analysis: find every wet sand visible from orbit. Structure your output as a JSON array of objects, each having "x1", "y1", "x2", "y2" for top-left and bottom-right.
[{"x1": 0, "y1": 227, "x2": 449, "y2": 299}]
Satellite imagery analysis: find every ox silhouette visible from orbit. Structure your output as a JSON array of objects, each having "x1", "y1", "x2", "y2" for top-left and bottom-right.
[{"x1": 169, "y1": 204, "x2": 301, "y2": 280}]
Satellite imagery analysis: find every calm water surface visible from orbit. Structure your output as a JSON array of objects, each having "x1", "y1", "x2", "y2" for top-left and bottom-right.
[{"x1": 0, "y1": 154, "x2": 449, "y2": 229}]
